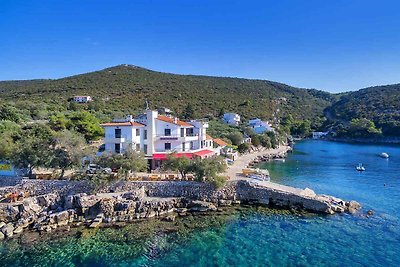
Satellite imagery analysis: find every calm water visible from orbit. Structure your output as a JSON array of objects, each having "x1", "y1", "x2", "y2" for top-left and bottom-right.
[{"x1": 1, "y1": 140, "x2": 400, "y2": 266}]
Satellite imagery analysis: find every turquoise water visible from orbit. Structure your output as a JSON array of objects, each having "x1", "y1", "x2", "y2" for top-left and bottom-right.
[{"x1": 1, "y1": 140, "x2": 400, "y2": 266}]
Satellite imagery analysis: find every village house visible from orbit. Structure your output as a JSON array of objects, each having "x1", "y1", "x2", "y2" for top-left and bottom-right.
[
  {"x1": 223, "y1": 113, "x2": 241, "y2": 126},
  {"x1": 73, "y1": 95, "x2": 92, "y2": 103},
  {"x1": 213, "y1": 138, "x2": 238, "y2": 161},
  {"x1": 248, "y1": 118, "x2": 275, "y2": 134},
  {"x1": 101, "y1": 110, "x2": 215, "y2": 169}
]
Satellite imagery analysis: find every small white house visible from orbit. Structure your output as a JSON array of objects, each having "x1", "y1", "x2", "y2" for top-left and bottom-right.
[
  {"x1": 73, "y1": 96, "x2": 92, "y2": 103},
  {"x1": 248, "y1": 118, "x2": 274, "y2": 134},
  {"x1": 223, "y1": 113, "x2": 241, "y2": 125}
]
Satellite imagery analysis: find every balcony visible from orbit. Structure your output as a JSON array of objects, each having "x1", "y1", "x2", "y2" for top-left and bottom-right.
[
  {"x1": 156, "y1": 133, "x2": 199, "y2": 141},
  {"x1": 104, "y1": 134, "x2": 126, "y2": 143}
]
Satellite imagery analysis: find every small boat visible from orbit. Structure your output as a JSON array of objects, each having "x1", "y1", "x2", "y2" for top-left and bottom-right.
[
  {"x1": 356, "y1": 163, "x2": 365, "y2": 172},
  {"x1": 380, "y1": 152, "x2": 389, "y2": 158},
  {"x1": 249, "y1": 174, "x2": 270, "y2": 182}
]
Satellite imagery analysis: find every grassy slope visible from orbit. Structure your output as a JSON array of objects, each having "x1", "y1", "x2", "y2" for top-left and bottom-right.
[{"x1": 0, "y1": 65, "x2": 334, "y2": 122}]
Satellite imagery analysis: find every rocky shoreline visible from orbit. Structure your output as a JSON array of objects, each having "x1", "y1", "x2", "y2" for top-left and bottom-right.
[
  {"x1": 0, "y1": 179, "x2": 361, "y2": 240},
  {"x1": 247, "y1": 149, "x2": 291, "y2": 167}
]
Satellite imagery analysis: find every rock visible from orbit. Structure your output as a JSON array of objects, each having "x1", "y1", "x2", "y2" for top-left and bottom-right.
[
  {"x1": 55, "y1": 210, "x2": 69, "y2": 223},
  {"x1": 0, "y1": 232, "x2": 4, "y2": 240},
  {"x1": 163, "y1": 215, "x2": 176, "y2": 222},
  {"x1": 300, "y1": 188, "x2": 317, "y2": 198},
  {"x1": 367, "y1": 210, "x2": 374, "y2": 216},
  {"x1": 76, "y1": 194, "x2": 100, "y2": 210},
  {"x1": 0, "y1": 222, "x2": 5, "y2": 229},
  {"x1": 37, "y1": 194, "x2": 59, "y2": 208},
  {"x1": 89, "y1": 215, "x2": 103, "y2": 228},
  {"x1": 122, "y1": 187, "x2": 145, "y2": 200},
  {"x1": 218, "y1": 199, "x2": 232, "y2": 207},
  {"x1": 188, "y1": 201, "x2": 217, "y2": 212},
  {"x1": 13, "y1": 226, "x2": 23, "y2": 234},
  {"x1": 1, "y1": 223, "x2": 14, "y2": 238},
  {"x1": 347, "y1": 201, "x2": 361, "y2": 211},
  {"x1": 64, "y1": 195, "x2": 74, "y2": 209}
]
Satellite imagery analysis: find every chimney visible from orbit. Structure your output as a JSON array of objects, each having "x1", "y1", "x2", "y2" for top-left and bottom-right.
[
  {"x1": 174, "y1": 117, "x2": 178, "y2": 124},
  {"x1": 126, "y1": 115, "x2": 133, "y2": 122}
]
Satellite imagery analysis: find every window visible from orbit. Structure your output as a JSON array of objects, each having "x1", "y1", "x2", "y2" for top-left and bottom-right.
[
  {"x1": 144, "y1": 145, "x2": 148, "y2": 154},
  {"x1": 165, "y1": 143, "x2": 171, "y2": 150},
  {"x1": 186, "y1": 128, "x2": 194, "y2": 136},
  {"x1": 144, "y1": 130, "x2": 147, "y2": 140},
  {"x1": 164, "y1": 129, "x2": 171, "y2": 136},
  {"x1": 136, "y1": 144, "x2": 140, "y2": 151},
  {"x1": 136, "y1": 129, "x2": 140, "y2": 136},
  {"x1": 180, "y1": 128, "x2": 185, "y2": 137},
  {"x1": 115, "y1": 128, "x2": 121, "y2": 138},
  {"x1": 190, "y1": 141, "x2": 194, "y2": 150},
  {"x1": 182, "y1": 142, "x2": 186, "y2": 151},
  {"x1": 115, "y1": 144, "x2": 121, "y2": 153}
]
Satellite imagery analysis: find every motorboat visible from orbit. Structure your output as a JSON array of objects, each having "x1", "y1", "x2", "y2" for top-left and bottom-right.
[
  {"x1": 356, "y1": 163, "x2": 365, "y2": 172},
  {"x1": 380, "y1": 152, "x2": 389, "y2": 158}
]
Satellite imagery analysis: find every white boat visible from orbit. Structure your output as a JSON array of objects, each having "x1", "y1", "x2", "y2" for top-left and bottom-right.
[
  {"x1": 356, "y1": 163, "x2": 365, "y2": 172},
  {"x1": 380, "y1": 152, "x2": 389, "y2": 158},
  {"x1": 249, "y1": 174, "x2": 270, "y2": 182}
]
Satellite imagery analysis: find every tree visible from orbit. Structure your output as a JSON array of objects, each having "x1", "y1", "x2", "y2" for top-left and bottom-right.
[
  {"x1": 12, "y1": 124, "x2": 55, "y2": 178},
  {"x1": 163, "y1": 154, "x2": 191, "y2": 179},
  {"x1": 68, "y1": 111, "x2": 104, "y2": 141},
  {"x1": 49, "y1": 114, "x2": 70, "y2": 131},
  {"x1": 0, "y1": 104, "x2": 23, "y2": 122},
  {"x1": 96, "y1": 148, "x2": 147, "y2": 175},
  {"x1": 251, "y1": 135, "x2": 261, "y2": 147},
  {"x1": 342, "y1": 118, "x2": 382, "y2": 138},
  {"x1": 259, "y1": 134, "x2": 271, "y2": 148},
  {"x1": 50, "y1": 130, "x2": 86, "y2": 178},
  {"x1": 189, "y1": 157, "x2": 227, "y2": 188},
  {"x1": 181, "y1": 104, "x2": 195, "y2": 120},
  {"x1": 228, "y1": 132, "x2": 243, "y2": 146},
  {"x1": 0, "y1": 121, "x2": 20, "y2": 160},
  {"x1": 237, "y1": 143, "x2": 250, "y2": 153}
]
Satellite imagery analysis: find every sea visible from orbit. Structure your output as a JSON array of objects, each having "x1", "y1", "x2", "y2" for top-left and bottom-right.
[{"x1": 0, "y1": 140, "x2": 399, "y2": 266}]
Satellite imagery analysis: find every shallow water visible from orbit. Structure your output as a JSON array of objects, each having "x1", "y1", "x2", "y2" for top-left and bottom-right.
[{"x1": 1, "y1": 140, "x2": 400, "y2": 266}]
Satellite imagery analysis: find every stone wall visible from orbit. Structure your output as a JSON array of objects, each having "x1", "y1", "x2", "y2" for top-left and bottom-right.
[{"x1": 0, "y1": 176, "x2": 22, "y2": 187}]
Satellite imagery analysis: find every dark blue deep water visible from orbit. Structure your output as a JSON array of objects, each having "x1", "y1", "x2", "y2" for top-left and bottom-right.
[{"x1": 1, "y1": 140, "x2": 399, "y2": 266}]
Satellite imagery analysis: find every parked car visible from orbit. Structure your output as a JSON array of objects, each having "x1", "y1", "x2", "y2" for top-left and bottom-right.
[{"x1": 86, "y1": 164, "x2": 112, "y2": 175}]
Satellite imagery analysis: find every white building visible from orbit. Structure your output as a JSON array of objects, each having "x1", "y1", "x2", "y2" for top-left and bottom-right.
[
  {"x1": 73, "y1": 95, "x2": 92, "y2": 103},
  {"x1": 101, "y1": 110, "x2": 215, "y2": 169},
  {"x1": 312, "y1": 131, "x2": 329, "y2": 139},
  {"x1": 248, "y1": 118, "x2": 275, "y2": 134},
  {"x1": 223, "y1": 113, "x2": 241, "y2": 126}
]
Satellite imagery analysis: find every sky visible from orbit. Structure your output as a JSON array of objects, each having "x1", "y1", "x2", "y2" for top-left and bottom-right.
[{"x1": 1, "y1": 0, "x2": 400, "y2": 93}]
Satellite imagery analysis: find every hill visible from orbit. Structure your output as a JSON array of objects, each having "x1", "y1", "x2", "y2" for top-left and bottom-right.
[
  {"x1": 0, "y1": 64, "x2": 334, "y2": 123},
  {"x1": 327, "y1": 84, "x2": 400, "y2": 136}
]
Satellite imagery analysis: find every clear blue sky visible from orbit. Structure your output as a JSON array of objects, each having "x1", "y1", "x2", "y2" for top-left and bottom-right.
[{"x1": 1, "y1": 0, "x2": 400, "y2": 92}]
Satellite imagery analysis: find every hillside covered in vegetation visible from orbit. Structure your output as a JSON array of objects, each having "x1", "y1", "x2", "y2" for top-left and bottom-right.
[
  {"x1": 0, "y1": 64, "x2": 334, "y2": 123},
  {"x1": 326, "y1": 84, "x2": 400, "y2": 136}
]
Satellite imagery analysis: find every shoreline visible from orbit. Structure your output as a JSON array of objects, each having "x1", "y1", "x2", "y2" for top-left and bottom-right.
[
  {"x1": 324, "y1": 137, "x2": 400, "y2": 145},
  {"x1": 0, "y1": 145, "x2": 362, "y2": 240}
]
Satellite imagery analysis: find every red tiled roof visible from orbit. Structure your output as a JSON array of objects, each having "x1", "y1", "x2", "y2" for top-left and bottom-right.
[
  {"x1": 193, "y1": 149, "x2": 214, "y2": 157},
  {"x1": 206, "y1": 134, "x2": 213, "y2": 140},
  {"x1": 153, "y1": 153, "x2": 194, "y2": 160},
  {"x1": 213, "y1": 138, "x2": 228, "y2": 147},
  {"x1": 157, "y1": 115, "x2": 193, "y2": 127},
  {"x1": 101, "y1": 121, "x2": 144, "y2": 127}
]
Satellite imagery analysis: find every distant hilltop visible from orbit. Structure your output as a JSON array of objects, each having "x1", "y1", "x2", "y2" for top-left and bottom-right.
[{"x1": 0, "y1": 64, "x2": 399, "y2": 136}]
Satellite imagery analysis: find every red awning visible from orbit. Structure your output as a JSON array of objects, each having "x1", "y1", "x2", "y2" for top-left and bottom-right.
[
  {"x1": 193, "y1": 149, "x2": 215, "y2": 158},
  {"x1": 152, "y1": 153, "x2": 194, "y2": 160}
]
